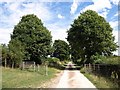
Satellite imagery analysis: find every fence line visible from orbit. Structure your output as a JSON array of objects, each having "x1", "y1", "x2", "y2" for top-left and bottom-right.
[
  {"x1": 21, "y1": 61, "x2": 48, "y2": 75},
  {"x1": 84, "y1": 63, "x2": 120, "y2": 87}
]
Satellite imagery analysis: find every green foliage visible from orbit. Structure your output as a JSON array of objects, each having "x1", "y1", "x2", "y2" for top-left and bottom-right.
[
  {"x1": 1, "y1": 44, "x2": 8, "y2": 60},
  {"x1": 67, "y1": 10, "x2": 118, "y2": 64},
  {"x1": 10, "y1": 14, "x2": 52, "y2": 64},
  {"x1": 90, "y1": 53, "x2": 104, "y2": 64},
  {"x1": 46, "y1": 57, "x2": 60, "y2": 63},
  {"x1": 52, "y1": 40, "x2": 70, "y2": 61},
  {"x1": 45, "y1": 57, "x2": 65, "y2": 70},
  {"x1": 90, "y1": 53, "x2": 120, "y2": 64},
  {"x1": 80, "y1": 67, "x2": 86, "y2": 73},
  {"x1": 8, "y1": 39, "x2": 25, "y2": 67},
  {"x1": 1, "y1": 44, "x2": 9, "y2": 66},
  {"x1": 97, "y1": 56, "x2": 120, "y2": 65}
]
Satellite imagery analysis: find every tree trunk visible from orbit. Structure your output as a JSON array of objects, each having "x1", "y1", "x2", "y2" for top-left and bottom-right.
[
  {"x1": 5, "y1": 58, "x2": 7, "y2": 68},
  {"x1": 12, "y1": 62, "x2": 14, "y2": 69}
]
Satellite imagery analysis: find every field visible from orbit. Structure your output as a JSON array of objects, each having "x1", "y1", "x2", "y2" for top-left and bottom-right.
[{"x1": 2, "y1": 66, "x2": 60, "y2": 88}]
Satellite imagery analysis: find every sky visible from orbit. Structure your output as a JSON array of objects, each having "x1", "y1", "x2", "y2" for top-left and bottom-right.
[{"x1": 0, "y1": 0, "x2": 119, "y2": 55}]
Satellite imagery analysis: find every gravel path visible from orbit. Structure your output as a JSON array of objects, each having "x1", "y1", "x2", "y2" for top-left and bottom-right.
[
  {"x1": 41, "y1": 62, "x2": 97, "y2": 88},
  {"x1": 56, "y1": 62, "x2": 97, "y2": 88},
  {"x1": 39, "y1": 70, "x2": 64, "y2": 88},
  {"x1": 56, "y1": 70, "x2": 97, "y2": 88}
]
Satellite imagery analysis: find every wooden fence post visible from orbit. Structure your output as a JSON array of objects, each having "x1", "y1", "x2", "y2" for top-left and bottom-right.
[
  {"x1": 37, "y1": 64, "x2": 39, "y2": 71},
  {"x1": 89, "y1": 63, "x2": 91, "y2": 73},
  {"x1": 98, "y1": 64, "x2": 100, "y2": 72},
  {"x1": 45, "y1": 64, "x2": 48, "y2": 76},
  {"x1": 84, "y1": 64, "x2": 86, "y2": 73},
  {"x1": 12, "y1": 62, "x2": 14, "y2": 69},
  {"x1": 93, "y1": 64, "x2": 95, "y2": 71},
  {"x1": 97, "y1": 64, "x2": 100, "y2": 79},
  {"x1": 34, "y1": 62, "x2": 35, "y2": 71},
  {"x1": 5, "y1": 58, "x2": 7, "y2": 68},
  {"x1": 22, "y1": 62, "x2": 25, "y2": 70}
]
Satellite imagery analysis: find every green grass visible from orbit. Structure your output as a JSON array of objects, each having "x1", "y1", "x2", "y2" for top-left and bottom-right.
[
  {"x1": 2, "y1": 66, "x2": 60, "y2": 88},
  {"x1": 84, "y1": 73, "x2": 118, "y2": 88},
  {"x1": 80, "y1": 68, "x2": 119, "y2": 88}
]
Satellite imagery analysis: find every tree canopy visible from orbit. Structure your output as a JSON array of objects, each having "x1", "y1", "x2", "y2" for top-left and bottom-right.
[
  {"x1": 52, "y1": 40, "x2": 70, "y2": 61},
  {"x1": 9, "y1": 14, "x2": 52, "y2": 64},
  {"x1": 67, "y1": 10, "x2": 118, "y2": 64}
]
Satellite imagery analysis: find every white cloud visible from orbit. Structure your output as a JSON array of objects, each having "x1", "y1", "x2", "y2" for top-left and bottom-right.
[
  {"x1": 80, "y1": 0, "x2": 111, "y2": 19},
  {"x1": 0, "y1": 28, "x2": 13, "y2": 44},
  {"x1": 46, "y1": 23, "x2": 69, "y2": 43},
  {"x1": 9, "y1": 2, "x2": 20, "y2": 11},
  {"x1": 112, "y1": 30, "x2": 119, "y2": 55},
  {"x1": 0, "y1": 0, "x2": 16, "y2": 2},
  {"x1": 57, "y1": 14, "x2": 65, "y2": 19},
  {"x1": 98, "y1": 9, "x2": 109, "y2": 19},
  {"x1": 112, "y1": 30, "x2": 118, "y2": 43},
  {"x1": 70, "y1": 0, "x2": 79, "y2": 14},
  {"x1": 0, "y1": 2, "x2": 54, "y2": 44},
  {"x1": 21, "y1": 3, "x2": 53, "y2": 22},
  {"x1": 112, "y1": 50, "x2": 118, "y2": 55},
  {"x1": 0, "y1": 0, "x2": 28, "y2": 3},
  {"x1": 110, "y1": 0, "x2": 119, "y2": 5},
  {"x1": 109, "y1": 21, "x2": 118, "y2": 29},
  {"x1": 0, "y1": 2, "x2": 53, "y2": 28},
  {"x1": 82, "y1": 0, "x2": 111, "y2": 12},
  {"x1": 114, "y1": 12, "x2": 118, "y2": 17}
]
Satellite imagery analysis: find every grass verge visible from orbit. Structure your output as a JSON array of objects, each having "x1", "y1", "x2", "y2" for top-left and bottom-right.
[
  {"x1": 80, "y1": 68, "x2": 118, "y2": 88},
  {"x1": 2, "y1": 66, "x2": 60, "y2": 88}
]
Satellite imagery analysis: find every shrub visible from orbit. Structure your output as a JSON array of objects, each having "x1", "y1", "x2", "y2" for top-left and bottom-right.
[
  {"x1": 92, "y1": 54, "x2": 120, "y2": 65},
  {"x1": 47, "y1": 57, "x2": 60, "y2": 63},
  {"x1": 80, "y1": 67, "x2": 86, "y2": 73}
]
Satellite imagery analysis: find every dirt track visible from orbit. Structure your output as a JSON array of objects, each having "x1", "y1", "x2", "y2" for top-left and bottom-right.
[
  {"x1": 56, "y1": 70, "x2": 97, "y2": 88},
  {"x1": 45, "y1": 62, "x2": 97, "y2": 88}
]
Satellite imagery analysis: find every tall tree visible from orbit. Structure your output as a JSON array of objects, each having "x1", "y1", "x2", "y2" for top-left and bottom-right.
[
  {"x1": 1, "y1": 44, "x2": 8, "y2": 67},
  {"x1": 52, "y1": 40, "x2": 70, "y2": 61},
  {"x1": 8, "y1": 39, "x2": 25, "y2": 67},
  {"x1": 10, "y1": 14, "x2": 52, "y2": 64},
  {"x1": 67, "y1": 10, "x2": 118, "y2": 64}
]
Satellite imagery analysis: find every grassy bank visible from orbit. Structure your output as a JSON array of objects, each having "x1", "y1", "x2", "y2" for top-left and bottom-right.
[
  {"x1": 84, "y1": 73, "x2": 118, "y2": 88},
  {"x1": 80, "y1": 68, "x2": 119, "y2": 88},
  {"x1": 2, "y1": 67, "x2": 60, "y2": 88}
]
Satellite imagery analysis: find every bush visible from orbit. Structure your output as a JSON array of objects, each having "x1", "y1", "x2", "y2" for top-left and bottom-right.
[
  {"x1": 91, "y1": 53, "x2": 120, "y2": 64},
  {"x1": 47, "y1": 57, "x2": 60, "y2": 64},
  {"x1": 80, "y1": 67, "x2": 86, "y2": 73},
  {"x1": 101, "y1": 56, "x2": 120, "y2": 65},
  {"x1": 45, "y1": 57, "x2": 64, "y2": 70}
]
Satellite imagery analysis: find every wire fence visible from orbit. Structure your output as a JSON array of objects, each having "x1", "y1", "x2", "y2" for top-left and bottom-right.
[
  {"x1": 21, "y1": 61, "x2": 48, "y2": 76},
  {"x1": 84, "y1": 64, "x2": 120, "y2": 88}
]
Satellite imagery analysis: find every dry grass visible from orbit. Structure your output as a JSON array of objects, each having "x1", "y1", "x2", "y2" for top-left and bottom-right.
[{"x1": 2, "y1": 66, "x2": 58, "y2": 88}]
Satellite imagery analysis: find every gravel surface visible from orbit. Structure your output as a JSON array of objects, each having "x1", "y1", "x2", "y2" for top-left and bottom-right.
[
  {"x1": 39, "y1": 70, "x2": 63, "y2": 88},
  {"x1": 57, "y1": 70, "x2": 97, "y2": 88},
  {"x1": 39, "y1": 62, "x2": 97, "y2": 89}
]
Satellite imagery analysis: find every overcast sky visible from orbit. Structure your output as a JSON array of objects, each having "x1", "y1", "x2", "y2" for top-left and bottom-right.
[{"x1": 0, "y1": 0, "x2": 119, "y2": 55}]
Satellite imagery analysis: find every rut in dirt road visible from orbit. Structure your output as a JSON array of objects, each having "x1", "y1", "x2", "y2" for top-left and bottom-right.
[{"x1": 56, "y1": 62, "x2": 97, "y2": 88}]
